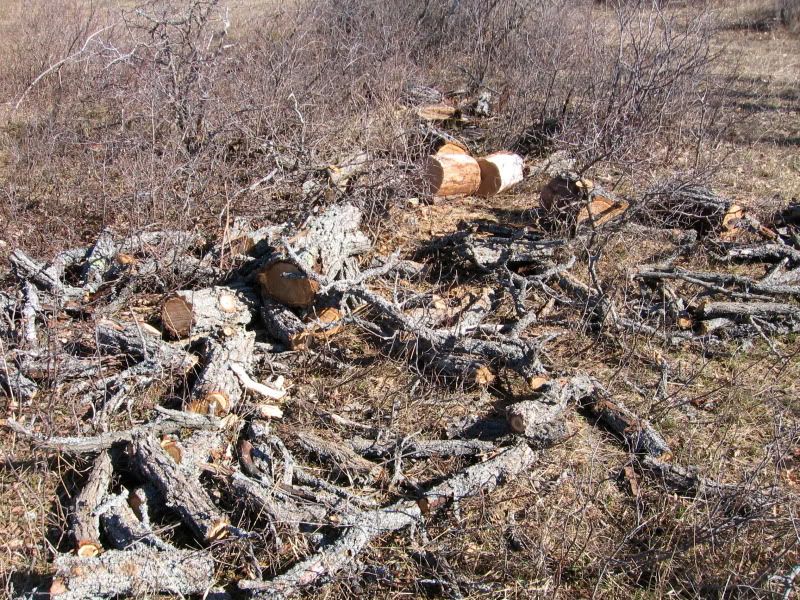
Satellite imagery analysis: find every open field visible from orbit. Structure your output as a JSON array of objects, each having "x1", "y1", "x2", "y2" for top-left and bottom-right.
[{"x1": 1, "y1": 1, "x2": 799, "y2": 599}]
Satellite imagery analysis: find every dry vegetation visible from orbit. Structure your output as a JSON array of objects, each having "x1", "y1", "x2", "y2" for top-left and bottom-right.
[{"x1": 1, "y1": 0, "x2": 799, "y2": 599}]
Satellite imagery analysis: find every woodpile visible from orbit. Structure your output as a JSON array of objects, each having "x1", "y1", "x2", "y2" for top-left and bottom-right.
[{"x1": 1, "y1": 191, "x2": 788, "y2": 598}]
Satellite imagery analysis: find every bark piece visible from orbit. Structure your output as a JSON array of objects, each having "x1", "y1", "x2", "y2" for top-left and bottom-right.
[
  {"x1": 51, "y1": 547, "x2": 214, "y2": 600},
  {"x1": 71, "y1": 451, "x2": 113, "y2": 557},
  {"x1": 476, "y1": 152, "x2": 524, "y2": 197},
  {"x1": 423, "y1": 153, "x2": 481, "y2": 197},
  {"x1": 131, "y1": 435, "x2": 229, "y2": 541}
]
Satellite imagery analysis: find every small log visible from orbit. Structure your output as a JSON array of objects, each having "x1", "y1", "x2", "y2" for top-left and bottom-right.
[
  {"x1": 639, "y1": 181, "x2": 744, "y2": 233},
  {"x1": 260, "y1": 298, "x2": 308, "y2": 349},
  {"x1": 423, "y1": 153, "x2": 481, "y2": 197},
  {"x1": 636, "y1": 265, "x2": 800, "y2": 299},
  {"x1": 131, "y1": 435, "x2": 230, "y2": 542},
  {"x1": 71, "y1": 451, "x2": 113, "y2": 557},
  {"x1": 580, "y1": 387, "x2": 672, "y2": 459},
  {"x1": 257, "y1": 261, "x2": 320, "y2": 308},
  {"x1": 257, "y1": 204, "x2": 370, "y2": 307},
  {"x1": 185, "y1": 332, "x2": 255, "y2": 416},
  {"x1": 476, "y1": 152, "x2": 524, "y2": 197},
  {"x1": 96, "y1": 319, "x2": 197, "y2": 374},
  {"x1": 723, "y1": 243, "x2": 800, "y2": 265},
  {"x1": 50, "y1": 547, "x2": 214, "y2": 600},
  {"x1": 539, "y1": 173, "x2": 628, "y2": 228},
  {"x1": 417, "y1": 104, "x2": 458, "y2": 121}
]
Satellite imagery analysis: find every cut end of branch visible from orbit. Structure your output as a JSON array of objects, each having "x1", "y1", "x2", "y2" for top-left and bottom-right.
[
  {"x1": 257, "y1": 261, "x2": 319, "y2": 308},
  {"x1": 76, "y1": 540, "x2": 102, "y2": 558}
]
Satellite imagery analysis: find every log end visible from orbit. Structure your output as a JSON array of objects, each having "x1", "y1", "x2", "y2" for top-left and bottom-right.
[
  {"x1": 474, "y1": 365, "x2": 496, "y2": 387},
  {"x1": 508, "y1": 414, "x2": 527, "y2": 435},
  {"x1": 423, "y1": 153, "x2": 481, "y2": 197},
  {"x1": 186, "y1": 391, "x2": 231, "y2": 416},
  {"x1": 50, "y1": 578, "x2": 68, "y2": 597},
  {"x1": 417, "y1": 103, "x2": 458, "y2": 121},
  {"x1": 257, "y1": 261, "x2": 319, "y2": 308},
  {"x1": 160, "y1": 436, "x2": 183, "y2": 463},
  {"x1": 218, "y1": 293, "x2": 239, "y2": 313},
  {"x1": 207, "y1": 519, "x2": 230, "y2": 541},
  {"x1": 162, "y1": 295, "x2": 193, "y2": 339},
  {"x1": 75, "y1": 540, "x2": 101, "y2": 558}
]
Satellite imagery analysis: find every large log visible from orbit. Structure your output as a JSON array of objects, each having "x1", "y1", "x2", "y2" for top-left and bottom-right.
[
  {"x1": 50, "y1": 547, "x2": 214, "y2": 600},
  {"x1": 423, "y1": 153, "x2": 481, "y2": 197},
  {"x1": 476, "y1": 152, "x2": 524, "y2": 197}
]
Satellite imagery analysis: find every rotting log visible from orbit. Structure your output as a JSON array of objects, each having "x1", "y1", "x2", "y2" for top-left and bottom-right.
[
  {"x1": 131, "y1": 435, "x2": 230, "y2": 542},
  {"x1": 476, "y1": 152, "x2": 524, "y2": 197},
  {"x1": 50, "y1": 547, "x2": 214, "y2": 600},
  {"x1": 423, "y1": 153, "x2": 481, "y2": 197},
  {"x1": 71, "y1": 451, "x2": 113, "y2": 557}
]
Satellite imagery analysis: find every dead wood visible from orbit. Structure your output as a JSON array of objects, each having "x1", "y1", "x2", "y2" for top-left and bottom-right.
[
  {"x1": 70, "y1": 451, "x2": 113, "y2": 557},
  {"x1": 349, "y1": 436, "x2": 496, "y2": 460},
  {"x1": 637, "y1": 265, "x2": 800, "y2": 299},
  {"x1": 50, "y1": 547, "x2": 214, "y2": 600},
  {"x1": 638, "y1": 181, "x2": 743, "y2": 234},
  {"x1": 96, "y1": 319, "x2": 197, "y2": 374},
  {"x1": 0, "y1": 360, "x2": 38, "y2": 401},
  {"x1": 186, "y1": 332, "x2": 255, "y2": 416},
  {"x1": 100, "y1": 491, "x2": 173, "y2": 551},
  {"x1": 697, "y1": 301, "x2": 800, "y2": 322},
  {"x1": 721, "y1": 243, "x2": 800, "y2": 265},
  {"x1": 9, "y1": 249, "x2": 84, "y2": 301},
  {"x1": 3, "y1": 407, "x2": 223, "y2": 453},
  {"x1": 131, "y1": 434, "x2": 230, "y2": 541},
  {"x1": 540, "y1": 173, "x2": 629, "y2": 229},
  {"x1": 239, "y1": 443, "x2": 536, "y2": 598},
  {"x1": 260, "y1": 298, "x2": 309, "y2": 349},
  {"x1": 295, "y1": 431, "x2": 385, "y2": 485}
]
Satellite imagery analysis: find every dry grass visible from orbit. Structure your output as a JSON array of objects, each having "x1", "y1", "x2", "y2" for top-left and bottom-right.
[{"x1": 1, "y1": 0, "x2": 799, "y2": 598}]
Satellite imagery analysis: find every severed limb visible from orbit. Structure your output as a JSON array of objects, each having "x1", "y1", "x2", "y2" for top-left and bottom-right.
[{"x1": 70, "y1": 451, "x2": 113, "y2": 557}]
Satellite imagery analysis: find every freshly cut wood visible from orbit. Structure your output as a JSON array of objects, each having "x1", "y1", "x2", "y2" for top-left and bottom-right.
[
  {"x1": 131, "y1": 435, "x2": 229, "y2": 542},
  {"x1": 161, "y1": 295, "x2": 193, "y2": 338},
  {"x1": 51, "y1": 547, "x2": 214, "y2": 599},
  {"x1": 71, "y1": 451, "x2": 113, "y2": 557},
  {"x1": 436, "y1": 142, "x2": 468, "y2": 155},
  {"x1": 256, "y1": 204, "x2": 370, "y2": 307},
  {"x1": 168, "y1": 285, "x2": 258, "y2": 338},
  {"x1": 423, "y1": 153, "x2": 481, "y2": 197},
  {"x1": 417, "y1": 103, "x2": 458, "y2": 121},
  {"x1": 476, "y1": 152, "x2": 524, "y2": 197},
  {"x1": 257, "y1": 260, "x2": 320, "y2": 308},
  {"x1": 540, "y1": 173, "x2": 628, "y2": 228}
]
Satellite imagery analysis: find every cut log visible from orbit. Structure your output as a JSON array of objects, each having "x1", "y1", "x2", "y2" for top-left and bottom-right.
[
  {"x1": 260, "y1": 298, "x2": 308, "y2": 349},
  {"x1": 697, "y1": 301, "x2": 800, "y2": 321},
  {"x1": 258, "y1": 261, "x2": 319, "y2": 308},
  {"x1": 256, "y1": 204, "x2": 370, "y2": 307},
  {"x1": 639, "y1": 181, "x2": 744, "y2": 233},
  {"x1": 50, "y1": 547, "x2": 214, "y2": 600},
  {"x1": 436, "y1": 142, "x2": 468, "y2": 155},
  {"x1": 476, "y1": 152, "x2": 524, "y2": 197},
  {"x1": 186, "y1": 332, "x2": 254, "y2": 416},
  {"x1": 540, "y1": 173, "x2": 628, "y2": 228},
  {"x1": 131, "y1": 435, "x2": 229, "y2": 542},
  {"x1": 423, "y1": 153, "x2": 481, "y2": 197},
  {"x1": 161, "y1": 295, "x2": 193, "y2": 339},
  {"x1": 70, "y1": 451, "x2": 113, "y2": 557},
  {"x1": 417, "y1": 104, "x2": 458, "y2": 121}
]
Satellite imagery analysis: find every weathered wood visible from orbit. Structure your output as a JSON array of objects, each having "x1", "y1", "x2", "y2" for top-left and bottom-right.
[
  {"x1": 476, "y1": 152, "x2": 524, "y2": 197},
  {"x1": 50, "y1": 547, "x2": 214, "y2": 600},
  {"x1": 131, "y1": 435, "x2": 230, "y2": 541},
  {"x1": 636, "y1": 265, "x2": 800, "y2": 299},
  {"x1": 327, "y1": 152, "x2": 368, "y2": 191},
  {"x1": 723, "y1": 243, "x2": 800, "y2": 265},
  {"x1": 260, "y1": 298, "x2": 308, "y2": 349},
  {"x1": 639, "y1": 181, "x2": 743, "y2": 233},
  {"x1": 0, "y1": 361, "x2": 38, "y2": 401},
  {"x1": 174, "y1": 285, "x2": 258, "y2": 337},
  {"x1": 9, "y1": 249, "x2": 83, "y2": 300},
  {"x1": 96, "y1": 319, "x2": 197, "y2": 374},
  {"x1": 239, "y1": 443, "x2": 537, "y2": 598},
  {"x1": 100, "y1": 492, "x2": 173, "y2": 551},
  {"x1": 71, "y1": 451, "x2": 113, "y2": 557},
  {"x1": 295, "y1": 431, "x2": 385, "y2": 485},
  {"x1": 349, "y1": 436, "x2": 495, "y2": 460},
  {"x1": 186, "y1": 332, "x2": 254, "y2": 416},
  {"x1": 423, "y1": 153, "x2": 481, "y2": 197},
  {"x1": 579, "y1": 382, "x2": 672, "y2": 459},
  {"x1": 698, "y1": 301, "x2": 800, "y2": 321}
]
